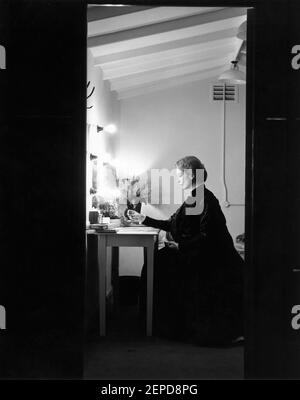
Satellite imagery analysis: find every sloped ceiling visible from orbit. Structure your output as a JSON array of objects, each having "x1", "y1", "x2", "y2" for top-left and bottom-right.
[{"x1": 87, "y1": 6, "x2": 247, "y2": 100}]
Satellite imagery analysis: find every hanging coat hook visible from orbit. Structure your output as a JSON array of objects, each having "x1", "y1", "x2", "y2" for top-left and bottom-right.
[{"x1": 87, "y1": 81, "x2": 95, "y2": 109}]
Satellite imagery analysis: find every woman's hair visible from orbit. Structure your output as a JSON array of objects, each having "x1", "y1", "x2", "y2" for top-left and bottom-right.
[{"x1": 175, "y1": 155, "x2": 208, "y2": 182}]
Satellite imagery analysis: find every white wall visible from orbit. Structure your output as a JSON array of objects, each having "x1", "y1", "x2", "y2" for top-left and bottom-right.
[
  {"x1": 87, "y1": 49, "x2": 120, "y2": 293},
  {"x1": 117, "y1": 78, "x2": 245, "y2": 276},
  {"x1": 87, "y1": 49, "x2": 120, "y2": 158}
]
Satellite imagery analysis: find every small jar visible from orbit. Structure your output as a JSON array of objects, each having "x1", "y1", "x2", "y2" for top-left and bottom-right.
[{"x1": 89, "y1": 210, "x2": 100, "y2": 224}]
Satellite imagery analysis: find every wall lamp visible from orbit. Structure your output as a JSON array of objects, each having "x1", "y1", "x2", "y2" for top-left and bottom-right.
[
  {"x1": 218, "y1": 60, "x2": 246, "y2": 85},
  {"x1": 97, "y1": 124, "x2": 117, "y2": 134},
  {"x1": 218, "y1": 38, "x2": 246, "y2": 85}
]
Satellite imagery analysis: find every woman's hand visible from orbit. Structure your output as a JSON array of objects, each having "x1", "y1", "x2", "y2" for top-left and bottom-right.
[
  {"x1": 120, "y1": 215, "x2": 132, "y2": 227},
  {"x1": 127, "y1": 210, "x2": 146, "y2": 224},
  {"x1": 164, "y1": 240, "x2": 178, "y2": 249}
]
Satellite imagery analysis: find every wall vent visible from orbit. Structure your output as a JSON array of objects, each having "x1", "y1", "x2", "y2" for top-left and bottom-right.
[{"x1": 210, "y1": 83, "x2": 238, "y2": 103}]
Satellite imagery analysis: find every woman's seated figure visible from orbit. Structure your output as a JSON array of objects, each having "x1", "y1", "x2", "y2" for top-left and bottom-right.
[{"x1": 130, "y1": 156, "x2": 244, "y2": 346}]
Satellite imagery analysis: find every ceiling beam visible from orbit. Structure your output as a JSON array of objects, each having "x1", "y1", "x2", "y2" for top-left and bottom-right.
[
  {"x1": 101, "y1": 42, "x2": 238, "y2": 80},
  {"x1": 95, "y1": 36, "x2": 237, "y2": 67},
  {"x1": 87, "y1": 5, "x2": 153, "y2": 23},
  {"x1": 92, "y1": 27, "x2": 239, "y2": 63},
  {"x1": 110, "y1": 55, "x2": 234, "y2": 91},
  {"x1": 88, "y1": 7, "x2": 246, "y2": 51},
  {"x1": 88, "y1": 7, "x2": 225, "y2": 37}
]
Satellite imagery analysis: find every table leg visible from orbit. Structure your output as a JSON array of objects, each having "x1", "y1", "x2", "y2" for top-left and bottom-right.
[
  {"x1": 146, "y1": 239, "x2": 155, "y2": 336},
  {"x1": 98, "y1": 235, "x2": 107, "y2": 336},
  {"x1": 111, "y1": 247, "x2": 120, "y2": 314}
]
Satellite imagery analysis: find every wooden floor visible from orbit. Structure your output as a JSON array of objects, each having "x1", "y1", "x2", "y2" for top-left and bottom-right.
[{"x1": 84, "y1": 305, "x2": 244, "y2": 380}]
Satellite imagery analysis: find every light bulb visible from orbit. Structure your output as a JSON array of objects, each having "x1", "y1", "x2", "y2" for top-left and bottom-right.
[
  {"x1": 104, "y1": 124, "x2": 117, "y2": 134},
  {"x1": 102, "y1": 152, "x2": 112, "y2": 163}
]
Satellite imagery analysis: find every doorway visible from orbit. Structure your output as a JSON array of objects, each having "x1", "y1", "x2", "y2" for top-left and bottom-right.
[{"x1": 84, "y1": 4, "x2": 249, "y2": 380}]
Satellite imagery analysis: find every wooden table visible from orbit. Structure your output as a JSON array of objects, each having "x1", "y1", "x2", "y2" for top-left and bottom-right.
[{"x1": 87, "y1": 226, "x2": 159, "y2": 336}]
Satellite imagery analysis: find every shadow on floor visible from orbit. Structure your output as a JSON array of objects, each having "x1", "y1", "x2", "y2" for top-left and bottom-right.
[{"x1": 84, "y1": 305, "x2": 244, "y2": 380}]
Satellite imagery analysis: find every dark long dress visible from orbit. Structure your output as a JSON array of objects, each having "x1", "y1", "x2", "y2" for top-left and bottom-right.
[{"x1": 140, "y1": 186, "x2": 244, "y2": 345}]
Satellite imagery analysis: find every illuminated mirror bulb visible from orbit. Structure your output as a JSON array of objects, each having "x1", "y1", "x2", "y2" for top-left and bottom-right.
[
  {"x1": 104, "y1": 124, "x2": 117, "y2": 134},
  {"x1": 102, "y1": 152, "x2": 112, "y2": 163}
]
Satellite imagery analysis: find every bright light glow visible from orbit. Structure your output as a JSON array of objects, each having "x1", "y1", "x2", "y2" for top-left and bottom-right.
[
  {"x1": 112, "y1": 188, "x2": 121, "y2": 197},
  {"x1": 104, "y1": 124, "x2": 117, "y2": 134},
  {"x1": 98, "y1": 187, "x2": 118, "y2": 199},
  {"x1": 99, "y1": 188, "x2": 109, "y2": 198},
  {"x1": 88, "y1": 124, "x2": 105, "y2": 156},
  {"x1": 102, "y1": 152, "x2": 112, "y2": 163},
  {"x1": 113, "y1": 158, "x2": 146, "y2": 178},
  {"x1": 109, "y1": 158, "x2": 117, "y2": 167}
]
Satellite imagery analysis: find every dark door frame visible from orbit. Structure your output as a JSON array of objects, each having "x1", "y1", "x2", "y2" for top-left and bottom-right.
[{"x1": 3, "y1": 0, "x2": 297, "y2": 380}]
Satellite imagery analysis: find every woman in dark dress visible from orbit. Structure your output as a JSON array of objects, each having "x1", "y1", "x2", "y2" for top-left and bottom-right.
[{"x1": 130, "y1": 156, "x2": 244, "y2": 346}]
